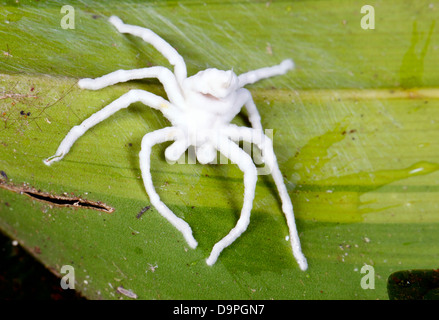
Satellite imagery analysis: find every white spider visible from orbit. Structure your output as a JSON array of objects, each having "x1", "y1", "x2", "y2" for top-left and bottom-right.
[{"x1": 44, "y1": 16, "x2": 308, "y2": 271}]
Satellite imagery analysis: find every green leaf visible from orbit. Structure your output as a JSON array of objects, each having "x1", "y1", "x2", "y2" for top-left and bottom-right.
[{"x1": 1, "y1": 0, "x2": 439, "y2": 300}]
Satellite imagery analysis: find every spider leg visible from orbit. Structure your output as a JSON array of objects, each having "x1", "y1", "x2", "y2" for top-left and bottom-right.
[
  {"x1": 78, "y1": 67, "x2": 185, "y2": 107},
  {"x1": 238, "y1": 59, "x2": 294, "y2": 88},
  {"x1": 225, "y1": 125, "x2": 308, "y2": 271},
  {"x1": 108, "y1": 16, "x2": 187, "y2": 85},
  {"x1": 139, "y1": 127, "x2": 197, "y2": 248},
  {"x1": 44, "y1": 89, "x2": 179, "y2": 166},
  {"x1": 206, "y1": 137, "x2": 257, "y2": 266},
  {"x1": 231, "y1": 88, "x2": 263, "y2": 132},
  {"x1": 165, "y1": 139, "x2": 191, "y2": 162}
]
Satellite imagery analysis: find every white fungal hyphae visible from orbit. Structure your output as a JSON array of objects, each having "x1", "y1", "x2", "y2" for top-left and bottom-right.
[{"x1": 44, "y1": 16, "x2": 307, "y2": 271}]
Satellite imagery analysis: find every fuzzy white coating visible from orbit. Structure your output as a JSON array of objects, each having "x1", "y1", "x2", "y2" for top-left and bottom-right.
[{"x1": 44, "y1": 16, "x2": 307, "y2": 271}]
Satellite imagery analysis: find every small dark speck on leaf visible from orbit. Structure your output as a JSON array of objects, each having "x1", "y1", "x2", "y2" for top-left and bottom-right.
[
  {"x1": 342, "y1": 129, "x2": 357, "y2": 135},
  {"x1": 19, "y1": 111, "x2": 31, "y2": 117},
  {"x1": 136, "y1": 205, "x2": 151, "y2": 219}
]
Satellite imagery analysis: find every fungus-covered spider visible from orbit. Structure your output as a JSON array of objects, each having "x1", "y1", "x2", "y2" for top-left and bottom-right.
[{"x1": 44, "y1": 16, "x2": 308, "y2": 271}]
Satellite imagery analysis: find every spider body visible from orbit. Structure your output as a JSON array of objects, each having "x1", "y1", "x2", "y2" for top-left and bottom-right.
[
  {"x1": 44, "y1": 16, "x2": 308, "y2": 271},
  {"x1": 166, "y1": 69, "x2": 245, "y2": 164}
]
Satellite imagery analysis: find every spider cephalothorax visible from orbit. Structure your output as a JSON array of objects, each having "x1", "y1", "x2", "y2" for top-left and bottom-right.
[{"x1": 44, "y1": 16, "x2": 307, "y2": 271}]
